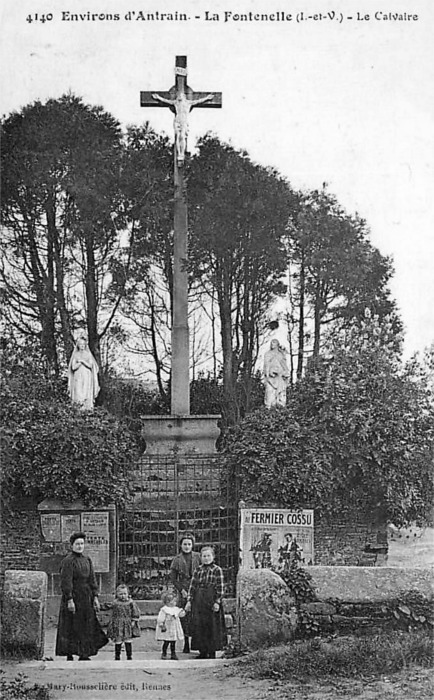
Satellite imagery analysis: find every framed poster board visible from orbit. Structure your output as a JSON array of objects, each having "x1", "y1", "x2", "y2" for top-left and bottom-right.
[
  {"x1": 81, "y1": 511, "x2": 110, "y2": 573},
  {"x1": 240, "y1": 508, "x2": 314, "y2": 570}
]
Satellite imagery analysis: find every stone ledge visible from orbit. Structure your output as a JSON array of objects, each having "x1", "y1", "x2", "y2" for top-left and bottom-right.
[{"x1": 308, "y1": 566, "x2": 434, "y2": 603}]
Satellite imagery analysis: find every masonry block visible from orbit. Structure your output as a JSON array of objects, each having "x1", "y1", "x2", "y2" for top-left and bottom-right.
[{"x1": 2, "y1": 570, "x2": 48, "y2": 659}]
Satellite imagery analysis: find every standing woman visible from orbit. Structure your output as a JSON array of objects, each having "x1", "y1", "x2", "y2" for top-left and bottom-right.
[
  {"x1": 169, "y1": 532, "x2": 201, "y2": 653},
  {"x1": 55, "y1": 532, "x2": 108, "y2": 661},
  {"x1": 185, "y1": 546, "x2": 226, "y2": 659}
]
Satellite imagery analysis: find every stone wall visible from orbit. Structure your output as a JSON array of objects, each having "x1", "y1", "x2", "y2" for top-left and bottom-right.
[
  {"x1": 1, "y1": 498, "x2": 391, "y2": 608},
  {"x1": 300, "y1": 566, "x2": 434, "y2": 635},
  {"x1": 314, "y1": 505, "x2": 388, "y2": 566},
  {"x1": 0, "y1": 500, "x2": 41, "y2": 587}
]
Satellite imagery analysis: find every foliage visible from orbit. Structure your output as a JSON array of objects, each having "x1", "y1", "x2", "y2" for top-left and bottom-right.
[
  {"x1": 0, "y1": 672, "x2": 50, "y2": 700},
  {"x1": 288, "y1": 188, "x2": 400, "y2": 376},
  {"x1": 1, "y1": 94, "x2": 127, "y2": 368},
  {"x1": 233, "y1": 630, "x2": 433, "y2": 680},
  {"x1": 222, "y1": 405, "x2": 335, "y2": 512},
  {"x1": 0, "y1": 339, "x2": 138, "y2": 510},
  {"x1": 188, "y1": 135, "x2": 298, "y2": 422},
  {"x1": 222, "y1": 312, "x2": 434, "y2": 525},
  {"x1": 103, "y1": 373, "x2": 264, "y2": 435},
  {"x1": 277, "y1": 558, "x2": 320, "y2": 638},
  {"x1": 191, "y1": 373, "x2": 264, "y2": 428},
  {"x1": 1, "y1": 99, "x2": 176, "y2": 378},
  {"x1": 103, "y1": 376, "x2": 170, "y2": 430},
  {"x1": 114, "y1": 125, "x2": 175, "y2": 389}
]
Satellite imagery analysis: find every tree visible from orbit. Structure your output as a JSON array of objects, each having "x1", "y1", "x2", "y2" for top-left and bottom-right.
[
  {"x1": 188, "y1": 135, "x2": 298, "y2": 422},
  {"x1": 1, "y1": 95, "x2": 128, "y2": 371},
  {"x1": 114, "y1": 124, "x2": 175, "y2": 391},
  {"x1": 288, "y1": 189, "x2": 399, "y2": 377},
  {"x1": 222, "y1": 311, "x2": 434, "y2": 526}
]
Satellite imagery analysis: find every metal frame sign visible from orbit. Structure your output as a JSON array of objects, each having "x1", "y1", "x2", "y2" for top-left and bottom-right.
[{"x1": 240, "y1": 508, "x2": 314, "y2": 570}]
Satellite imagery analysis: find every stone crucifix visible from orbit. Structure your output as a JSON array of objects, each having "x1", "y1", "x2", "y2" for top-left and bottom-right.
[{"x1": 140, "y1": 56, "x2": 222, "y2": 415}]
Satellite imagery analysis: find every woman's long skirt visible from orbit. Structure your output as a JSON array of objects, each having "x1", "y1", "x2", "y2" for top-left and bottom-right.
[
  {"x1": 55, "y1": 584, "x2": 108, "y2": 658},
  {"x1": 190, "y1": 585, "x2": 226, "y2": 653}
]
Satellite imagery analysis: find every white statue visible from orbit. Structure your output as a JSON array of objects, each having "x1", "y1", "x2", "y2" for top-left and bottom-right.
[
  {"x1": 151, "y1": 91, "x2": 214, "y2": 164},
  {"x1": 67, "y1": 337, "x2": 100, "y2": 410},
  {"x1": 263, "y1": 339, "x2": 290, "y2": 408}
]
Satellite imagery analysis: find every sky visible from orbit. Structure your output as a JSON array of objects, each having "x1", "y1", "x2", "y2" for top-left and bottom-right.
[{"x1": 1, "y1": 0, "x2": 433, "y2": 359}]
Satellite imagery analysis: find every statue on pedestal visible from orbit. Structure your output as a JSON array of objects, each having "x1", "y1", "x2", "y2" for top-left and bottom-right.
[
  {"x1": 263, "y1": 339, "x2": 290, "y2": 408},
  {"x1": 67, "y1": 337, "x2": 100, "y2": 410}
]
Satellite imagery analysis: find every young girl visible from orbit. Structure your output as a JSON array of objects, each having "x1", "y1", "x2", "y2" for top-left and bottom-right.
[
  {"x1": 185, "y1": 546, "x2": 226, "y2": 659},
  {"x1": 107, "y1": 584, "x2": 141, "y2": 660},
  {"x1": 155, "y1": 590, "x2": 186, "y2": 660}
]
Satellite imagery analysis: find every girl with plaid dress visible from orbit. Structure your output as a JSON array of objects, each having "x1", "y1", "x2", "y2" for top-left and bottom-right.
[{"x1": 185, "y1": 546, "x2": 226, "y2": 659}]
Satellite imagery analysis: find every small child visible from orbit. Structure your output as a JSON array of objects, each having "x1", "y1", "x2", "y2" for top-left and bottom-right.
[
  {"x1": 107, "y1": 584, "x2": 141, "y2": 660},
  {"x1": 155, "y1": 590, "x2": 186, "y2": 660}
]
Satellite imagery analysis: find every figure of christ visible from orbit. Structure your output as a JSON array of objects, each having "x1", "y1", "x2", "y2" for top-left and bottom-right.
[{"x1": 151, "y1": 91, "x2": 214, "y2": 163}]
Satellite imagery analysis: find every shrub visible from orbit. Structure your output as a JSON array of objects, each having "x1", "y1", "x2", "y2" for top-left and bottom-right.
[
  {"x1": 0, "y1": 672, "x2": 50, "y2": 700},
  {"x1": 1, "y1": 341, "x2": 139, "y2": 510},
  {"x1": 234, "y1": 630, "x2": 434, "y2": 680}
]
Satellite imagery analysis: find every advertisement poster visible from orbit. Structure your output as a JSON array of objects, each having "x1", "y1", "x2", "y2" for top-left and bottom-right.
[
  {"x1": 240, "y1": 508, "x2": 314, "y2": 569},
  {"x1": 81, "y1": 511, "x2": 110, "y2": 573},
  {"x1": 60, "y1": 514, "x2": 81, "y2": 543},
  {"x1": 1, "y1": 0, "x2": 433, "y2": 697},
  {"x1": 40, "y1": 513, "x2": 62, "y2": 542}
]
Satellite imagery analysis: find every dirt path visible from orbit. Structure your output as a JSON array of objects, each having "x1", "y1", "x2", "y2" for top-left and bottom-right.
[{"x1": 2, "y1": 660, "x2": 432, "y2": 700}]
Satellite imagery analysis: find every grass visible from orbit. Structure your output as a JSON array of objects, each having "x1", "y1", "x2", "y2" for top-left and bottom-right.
[{"x1": 233, "y1": 630, "x2": 434, "y2": 681}]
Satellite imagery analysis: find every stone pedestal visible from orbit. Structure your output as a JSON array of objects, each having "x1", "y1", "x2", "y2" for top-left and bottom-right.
[
  {"x1": 142, "y1": 414, "x2": 221, "y2": 455},
  {"x1": 2, "y1": 570, "x2": 48, "y2": 659}
]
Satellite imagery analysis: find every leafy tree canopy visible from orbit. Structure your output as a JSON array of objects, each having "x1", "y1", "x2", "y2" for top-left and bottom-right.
[{"x1": 222, "y1": 312, "x2": 434, "y2": 526}]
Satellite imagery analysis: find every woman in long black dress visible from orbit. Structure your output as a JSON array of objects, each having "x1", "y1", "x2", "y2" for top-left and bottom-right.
[
  {"x1": 185, "y1": 546, "x2": 226, "y2": 659},
  {"x1": 55, "y1": 532, "x2": 108, "y2": 660},
  {"x1": 169, "y1": 532, "x2": 201, "y2": 653}
]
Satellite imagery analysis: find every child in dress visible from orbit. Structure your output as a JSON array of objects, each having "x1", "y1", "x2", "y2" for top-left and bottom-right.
[
  {"x1": 107, "y1": 584, "x2": 141, "y2": 660},
  {"x1": 155, "y1": 590, "x2": 186, "y2": 660}
]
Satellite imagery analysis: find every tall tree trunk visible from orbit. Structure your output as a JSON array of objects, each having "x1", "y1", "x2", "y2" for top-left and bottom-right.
[
  {"x1": 46, "y1": 194, "x2": 74, "y2": 362},
  {"x1": 148, "y1": 290, "x2": 167, "y2": 400},
  {"x1": 26, "y1": 216, "x2": 58, "y2": 373},
  {"x1": 85, "y1": 230, "x2": 100, "y2": 363},
  {"x1": 297, "y1": 251, "x2": 305, "y2": 380},
  {"x1": 313, "y1": 280, "x2": 321, "y2": 358},
  {"x1": 216, "y1": 261, "x2": 237, "y2": 425}
]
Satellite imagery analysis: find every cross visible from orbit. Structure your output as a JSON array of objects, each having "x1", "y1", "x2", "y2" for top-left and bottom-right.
[
  {"x1": 140, "y1": 55, "x2": 222, "y2": 166},
  {"x1": 140, "y1": 56, "x2": 222, "y2": 415}
]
